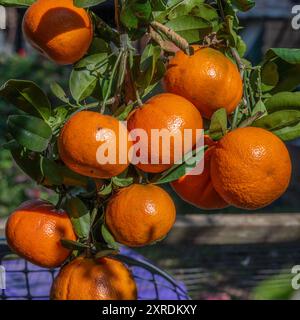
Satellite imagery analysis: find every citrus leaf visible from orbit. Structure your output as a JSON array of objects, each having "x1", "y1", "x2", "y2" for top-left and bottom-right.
[
  {"x1": 50, "y1": 82, "x2": 71, "y2": 105},
  {"x1": 7, "y1": 115, "x2": 52, "y2": 152},
  {"x1": 265, "y1": 92, "x2": 300, "y2": 113},
  {"x1": 209, "y1": 108, "x2": 227, "y2": 140},
  {"x1": 66, "y1": 197, "x2": 91, "y2": 239},
  {"x1": 153, "y1": 146, "x2": 205, "y2": 184},
  {"x1": 121, "y1": 0, "x2": 152, "y2": 30},
  {"x1": 252, "y1": 110, "x2": 300, "y2": 130},
  {"x1": 73, "y1": 0, "x2": 106, "y2": 8},
  {"x1": 112, "y1": 176, "x2": 133, "y2": 187},
  {"x1": 0, "y1": 0, "x2": 34, "y2": 6},
  {"x1": 266, "y1": 48, "x2": 300, "y2": 65},
  {"x1": 69, "y1": 69, "x2": 98, "y2": 103},
  {"x1": 0, "y1": 80, "x2": 51, "y2": 120},
  {"x1": 61, "y1": 239, "x2": 89, "y2": 250},
  {"x1": 114, "y1": 103, "x2": 134, "y2": 121},
  {"x1": 98, "y1": 182, "x2": 112, "y2": 197},
  {"x1": 251, "y1": 100, "x2": 267, "y2": 117},
  {"x1": 101, "y1": 224, "x2": 119, "y2": 250},
  {"x1": 272, "y1": 122, "x2": 300, "y2": 142},
  {"x1": 261, "y1": 61, "x2": 279, "y2": 92},
  {"x1": 231, "y1": 0, "x2": 255, "y2": 12},
  {"x1": 40, "y1": 158, "x2": 63, "y2": 186}
]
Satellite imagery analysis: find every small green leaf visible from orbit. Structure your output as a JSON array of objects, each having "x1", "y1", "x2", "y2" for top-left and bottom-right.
[
  {"x1": 252, "y1": 100, "x2": 267, "y2": 117},
  {"x1": 0, "y1": 80, "x2": 51, "y2": 120},
  {"x1": 98, "y1": 182, "x2": 113, "y2": 197},
  {"x1": 154, "y1": 146, "x2": 205, "y2": 184},
  {"x1": 265, "y1": 92, "x2": 300, "y2": 113},
  {"x1": 69, "y1": 69, "x2": 98, "y2": 103},
  {"x1": 101, "y1": 224, "x2": 119, "y2": 250},
  {"x1": 252, "y1": 110, "x2": 300, "y2": 141},
  {"x1": 231, "y1": 0, "x2": 255, "y2": 12},
  {"x1": 0, "y1": 0, "x2": 34, "y2": 6},
  {"x1": 40, "y1": 158, "x2": 63, "y2": 186},
  {"x1": 121, "y1": 0, "x2": 152, "y2": 30},
  {"x1": 50, "y1": 82, "x2": 71, "y2": 105},
  {"x1": 261, "y1": 61, "x2": 279, "y2": 92},
  {"x1": 73, "y1": 0, "x2": 106, "y2": 8},
  {"x1": 61, "y1": 239, "x2": 89, "y2": 250},
  {"x1": 209, "y1": 108, "x2": 227, "y2": 140},
  {"x1": 112, "y1": 176, "x2": 134, "y2": 187},
  {"x1": 7, "y1": 115, "x2": 52, "y2": 152},
  {"x1": 114, "y1": 103, "x2": 134, "y2": 121},
  {"x1": 66, "y1": 197, "x2": 91, "y2": 239}
]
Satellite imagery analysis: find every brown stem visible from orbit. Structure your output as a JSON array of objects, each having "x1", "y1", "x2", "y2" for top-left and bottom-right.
[
  {"x1": 114, "y1": 0, "x2": 121, "y2": 31},
  {"x1": 150, "y1": 21, "x2": 192, "y2": 55}
]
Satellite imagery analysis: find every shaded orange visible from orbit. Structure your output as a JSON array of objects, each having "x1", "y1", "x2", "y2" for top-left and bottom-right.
[
  {"x1": 22, "y1": 0, "x2": 93, "y2": 65},
  {"x1": 164, "y1": 46, "x2": 243, "y2": 119},
  {"x1": 127, "y1": 93, "x2": 203, "y2": 173},
  {"x1": 210, "y1": 127, "x2": 292, "y2": 210},
  {"x1": 58, "y1": 111, "x2": 132, "y2": 179},
  {"x1": 50, "y1": 256, "x2": 137, "y2": 300},
  {"x1": 105, "y1": 184, "x2": 176, "y2": 247},
  {"x1": 171, "y1": 147, "x2": 228, "y2": 210},
  {"x1": 5, "y1": 200, "x2": 76, "y2": 268}
]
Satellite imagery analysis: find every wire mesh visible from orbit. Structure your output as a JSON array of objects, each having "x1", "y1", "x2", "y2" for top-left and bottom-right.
[{"x1": 0, "y1": 242, "x2": 190, "y2": 300}]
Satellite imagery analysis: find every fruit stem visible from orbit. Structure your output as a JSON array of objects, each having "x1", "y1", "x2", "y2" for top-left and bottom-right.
[
  {"x1": 114, "y1": 0, "x2": 121, "y2": 32},
  {"x1": 150, "y1": 21, "x2": 193, "y2": 55}
]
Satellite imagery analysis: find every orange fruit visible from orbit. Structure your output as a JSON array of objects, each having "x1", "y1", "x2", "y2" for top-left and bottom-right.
[
  {"x1": 164, "y1": 45, "x2": 243, "y2": 119},
  {"x1": 50, "y1": 256, "x2": 137, "y2": 300},
  {"x1": 22, "y1": 0, "x2": 93, "y2": 65},
  {"x1": 58, "y1": 111, "x2": 132, "y2": 179},
  {"x1": 105, "y1": 184, "x2": 176, "y2": 247},
  {"x1": 127, "y1": 93, "x2": 203, "y2": 173},
  {"x1": 5, "y1": 200, "x2": 76, "y2": 268},
  {"x1": 210, "y1": 127, "x2": 292, "y2": 210},
  {"x1": 171, "y1": 147, "x2": 228, "y2": 210}
]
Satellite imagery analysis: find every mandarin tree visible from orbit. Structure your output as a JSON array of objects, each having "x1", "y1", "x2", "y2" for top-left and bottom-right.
[{"x1": 0, "y1": 0, "x2": 300, "y2": 300}]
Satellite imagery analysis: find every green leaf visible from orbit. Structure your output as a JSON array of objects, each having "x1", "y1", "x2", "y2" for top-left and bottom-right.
[
  {"x1": 0, "y1": 0, "x2": 34, "y2": 6},
  {"x1": 150, "y1": 0, "x2": 166, "y2": 11},
  {"x1": 50, "y1": 82, "x2": 71, "y2": 105},
  {"x1": 66, "y1": 197, "x2": 91, "y2": 239},
  {"x1": 265, "y1": 92, "x2": 300, "y2": 113},
  {"x1": 261, "y1": 61, "x2": 279, "y2": 92},
  {"x1": 251, "y1": 100, "x2": 267, "y2": 117},
  {"x1": 121, "y1": 0, "x2": 152, "y2": 30},
  {"x1": 112, "y1": 176, "x2": 133, "y2": 187},
  {"x1": 101, "y1": 224, "x2": 119, "y2": 250},
  {"x1": 165, "y1": 15, "x2": 211, "y2": 43},
  {"x1": 266, "y1": 48, "x2": 300, "y2": 65},
  {"x1": 154, "y1": 146, "x2": 205, "y2": 184},
  {"x1": 7, "y1": 115, "x2": 52, "y2": 152},
  {"x1": 74, "y1": 53, "x2": 108, "y2": 71},
  {"x1": 252, "y1": 110, "x2": 300, "y2": 141},
  {"x1": 0, "y1": 80, "x2": 51, "y2": 120},
  {"x1": 114, "y1": 103, "x2": 134, "y2": 121},
  {"x1": 6, "y1": 141, "x2": 44, "y2": 183},
  {"x1": 209, "y1": 108, "x2": 227, "y2": 140},
  {"x1": 73, "y1": 0, "x2": 106, "y2": 8},
  {"x1": 98, "y1": 182, "x2": 112, "y2": 197},
  {"x1": 40, "y1": 158, "x2": 63, "y2": 186},
  {"x1": 61, "y1": 239, "x2": 89, "y2": 250},
  {"x1": 231, "y1": 0, "x2": 255, "y2": 12},
  {"x1": 69, "y1": 69, "x2": 98, "y2": 103}
]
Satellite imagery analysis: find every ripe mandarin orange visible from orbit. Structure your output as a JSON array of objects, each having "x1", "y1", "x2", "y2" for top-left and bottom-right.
[
  {"x1": 210, "y1": 127, "x2": 292, "y2": 210},
  {"x1": 5, "y1": 200, "x2": 76, "y2": 268},
  {"x1": 105, "y1": 184, "x2": 176, "y2": 247},
  {"x1": 22, "y1": 0, "x2": 93, "y2": 65},
  {"x1": 164, "y1": 45, "x2": 243, "y2": 119},
  {"x1": 171, "y1": 147, "x2": 228, "y2": 210},
  {"x1": 50, "y1": 256, "x2": 137, "y2": 300},
  {"x1": 58, "y1": 111, "x2": 132, "y2": 179},
  {"x1": 127, "y1": 93, "x2": 203, "y2": 173}
]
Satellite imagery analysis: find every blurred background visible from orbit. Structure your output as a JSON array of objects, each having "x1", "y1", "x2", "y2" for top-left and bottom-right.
[{"x1": 1, "y1": 0, "x2": 300, "y2": 300}]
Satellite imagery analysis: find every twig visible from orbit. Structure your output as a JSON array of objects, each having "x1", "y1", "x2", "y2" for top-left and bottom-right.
[{"x1": 150, "y1": 21, "x2": 192, "y2": 55}]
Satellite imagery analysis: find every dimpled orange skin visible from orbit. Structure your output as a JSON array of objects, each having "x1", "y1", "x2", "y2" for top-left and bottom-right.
[
  {"x1": 171, "y1": 147, "x2": 228, "y2": 210},
  {"x1": 105, "y1": 184, "x2": 176, "y2": 247},
  {"x1": 22, "y1": 0, "x2": 93, "y2": 65},
  {"x1": 50, "y1": 256, "x2": 137, "y2": 300},
  {"x1": 127, "y1": 93, "x2": 203, "y2": 173},
  {"x1": 164, "y1": 46, "x2": 243, "y2": 119},
  {"x1": 58, "y1": 111, "x2": 132, "y2": 179},
  {"x1": 5, "y1": 200, "x2": 76, "y2": 268},
  {"x1": 210, "y1": 127, "x2": 292, "y2": 210}
]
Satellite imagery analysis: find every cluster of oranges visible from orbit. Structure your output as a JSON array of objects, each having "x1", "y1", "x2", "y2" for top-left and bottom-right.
[{"x1": 5, "y1": 0, "x2": 292, "y2": 300}]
